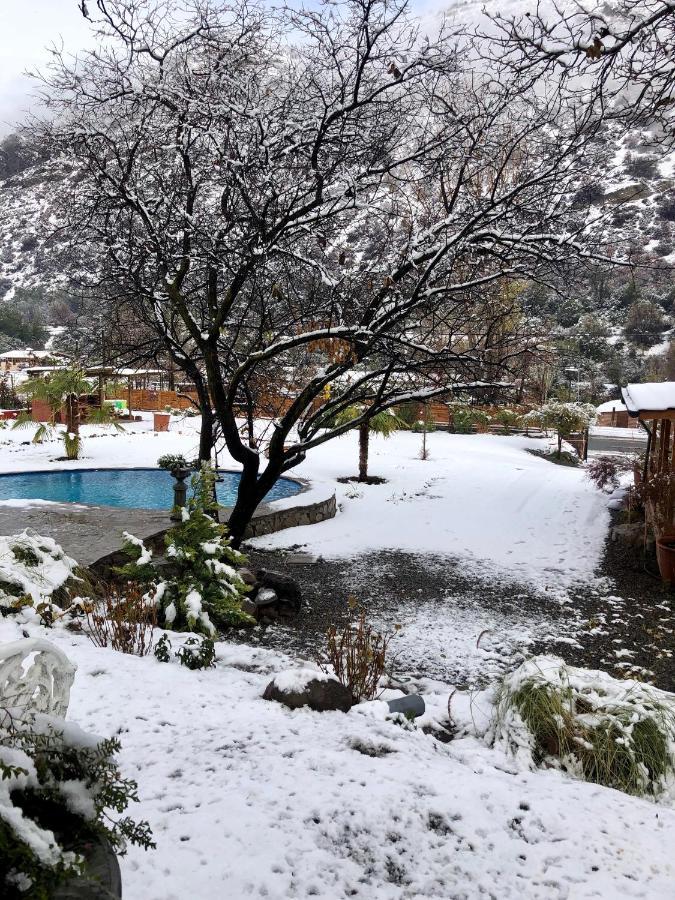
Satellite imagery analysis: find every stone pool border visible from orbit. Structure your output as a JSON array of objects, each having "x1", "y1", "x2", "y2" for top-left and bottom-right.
[{"x1": 238, "y1": 477, "x2": 337, "y2": 538}]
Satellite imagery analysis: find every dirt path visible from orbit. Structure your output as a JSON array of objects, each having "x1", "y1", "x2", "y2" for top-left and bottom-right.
[{"x1": 240, "y1": 513, "x2": 675, "y2": 691}]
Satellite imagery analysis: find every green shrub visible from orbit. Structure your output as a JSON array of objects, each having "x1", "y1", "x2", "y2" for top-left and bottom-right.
[
  {"x1": 450, "y1": 405, "x2": 490, "y2": 434},
  {"x1": 119, "y1": 464, "x2": 253, "y2": 635},
  {"x1": 176, "y1": 636, "x2": 216, "y2": 670},
  {"x1": 492, "y1": 408, "x2": 521, "y2": 431},
  {"x1": 493, "y1": 656, "x2": 675, "y2": 797},
  {"x1": 0, "y1": 719, "x2": 153, "y2": 899}
]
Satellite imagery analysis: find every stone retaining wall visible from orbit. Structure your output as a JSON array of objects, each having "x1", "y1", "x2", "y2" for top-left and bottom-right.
[{"x1": 243, "y1": 492, "x2": 337, "y2": 538}]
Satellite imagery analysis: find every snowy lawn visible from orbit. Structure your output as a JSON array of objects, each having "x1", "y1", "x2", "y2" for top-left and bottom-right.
[
  {"x1": 251, "y1": 431, "x2": 610, "y2": 590},
  {"x1": 0, "y1": 418, "x2": 611, "y2": 590},
  {"x1": 1, "y1": 614, "x2": 673, "y2": 900}
]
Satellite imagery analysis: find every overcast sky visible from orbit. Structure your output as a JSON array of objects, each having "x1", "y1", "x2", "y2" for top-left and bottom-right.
[{"x1": 0, "y1": 0, "x2": 472, "y2": 137}]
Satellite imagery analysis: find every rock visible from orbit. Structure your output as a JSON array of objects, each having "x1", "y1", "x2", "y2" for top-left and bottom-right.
[
  {"x1": 256, "y1": 569, "x2": 302, "y2": 611},
  {"x1": 263, "y1": 670, "x2": 353, "y2": 712},
  {"x1": 611, "y1": 522, "x2": 647, "y2": 548},
  {"x1": 240, "y1": 597, "x2": 257, "y2": 618},
  {"x1": 253, "y1": 587, "x2": 278, "y2": 607},
  {"x1": 238, "y1": 567, "x2": 257, "y2": 587}
]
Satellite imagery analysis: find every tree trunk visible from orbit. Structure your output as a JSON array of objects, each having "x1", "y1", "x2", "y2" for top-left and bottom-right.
[
  {"x1": 358, "y1": 422, "x2": 369, "y2": 481},
  {"x1": 65, "y1": 393, "x2": 80, "y2": 436},
  {"x1": 198, "y1": 402, "x2": 215, "y2": 464},
  {"x1": 226, "y1": 464, "x2": 275, "y2": 547}
]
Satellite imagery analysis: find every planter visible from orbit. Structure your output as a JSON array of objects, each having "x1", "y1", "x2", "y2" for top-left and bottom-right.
[
  {"x1": 53, "y1": 832, "x2": 122, "y2": 899},
  {"x1": 153, "y1": 412, "x2": 171, "y2": 432},
  {"x1": 656, "y1": 537, "x2": 675, "y2": 585}
]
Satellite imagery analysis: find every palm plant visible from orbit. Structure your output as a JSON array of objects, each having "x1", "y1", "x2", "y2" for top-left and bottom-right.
[
  {"x1": 334, "y1": 406, "x2": 403, "y2": 481},
  {"x1": 14, "y1": 369, "x2": 121, "y2": 460}
]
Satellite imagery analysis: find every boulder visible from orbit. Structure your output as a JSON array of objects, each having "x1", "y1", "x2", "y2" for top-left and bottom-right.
[
  {"x1": 256, "y1": 569, "x2": 302, "y2": 611},
  {"x1": 611, "y1": 522, "x2": 648, "y2": 548},
  {"x1": 263, "y1": 669, "x2": 353, "y2": 712},
  {"x1": 238, "y1": 567, "x2": 257, "y2": 588},
  {"x1": 239, "y1": 597, "x2": 258, "y2": 619},
  {"x1": 253, "y1": 587, "x2": 278, "y2": 607}
]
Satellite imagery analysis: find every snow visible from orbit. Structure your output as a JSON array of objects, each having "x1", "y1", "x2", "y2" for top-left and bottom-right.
[
  {"x1": 0, "y1": 530, "x2": 77, "y2": 606},
  {"x1": 595, "y1": 399, "x2": 628, "y2": 414},
  {"x1": 0, "y1": 419, "x2": 610, "y2": 590},
  {"x1": 271, "y1": 666, "x2": 331, "y2": 693},
  {"x1": 1, "y1": 615, "x2": 674, "y2": 899},
  {"x1": 252, "y1": 432, "x2": 609, "y2": 589},
  {"x1": 0, "y1": 418, "x2": 670, "y2": 898},
  {"x1": 623, "y1": 382, "x2": 675, "y2": 415}
]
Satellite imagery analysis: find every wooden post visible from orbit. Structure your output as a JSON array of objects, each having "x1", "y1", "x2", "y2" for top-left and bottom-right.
[{"x1": 127, "y1": 376, "x2": 133, "y2": 420}]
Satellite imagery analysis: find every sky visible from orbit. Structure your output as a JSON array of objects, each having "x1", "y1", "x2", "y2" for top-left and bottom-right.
[
  {"x1": 0, "y1": 0, "x2": 93, "y2": 135},
  {"x1": 0, "y1": 0, "x2": 478, "y2": 138}
]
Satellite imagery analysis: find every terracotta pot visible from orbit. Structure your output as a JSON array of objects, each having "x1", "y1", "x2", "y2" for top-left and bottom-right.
[
  {"x1": 656, "y1": 538, "x2": 675, "y2": 584},
  {"x1": 153, "y1": 412, "x2": 171, "y2": 432}
]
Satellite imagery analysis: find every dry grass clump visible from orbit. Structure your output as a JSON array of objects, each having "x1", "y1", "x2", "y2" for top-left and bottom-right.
[
  {"x1": 319, "y1": 597, "x2": 398, "y2": 702},
  {"x1": 83, "y1": 583, "x2": 157, "y2": 656},
  {"x1": 494, "y1": 656, "x2": 675, "y2": 797}
]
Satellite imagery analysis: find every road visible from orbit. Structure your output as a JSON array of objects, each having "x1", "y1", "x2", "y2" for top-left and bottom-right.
[{"x1": 588, "y1": 429, "x2": 647, "y2": 455}]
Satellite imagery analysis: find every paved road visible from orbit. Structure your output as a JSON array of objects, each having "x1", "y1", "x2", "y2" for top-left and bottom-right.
[{"x1": 588, "y1": 432, "x2": 647, "y2": 455}]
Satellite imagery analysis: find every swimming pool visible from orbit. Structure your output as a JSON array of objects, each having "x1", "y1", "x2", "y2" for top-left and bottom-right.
[{"x1": 0, "y1": 468, "x2": 302, "y2": 510}]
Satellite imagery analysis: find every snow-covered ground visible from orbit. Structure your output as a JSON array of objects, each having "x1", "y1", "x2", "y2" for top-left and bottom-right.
[
  {"x1": 251, "y1": 431, "x2": 610, "y2": 590},
  {"x1": 2, "y1": 418, "x2": 672, "y2": 899},
  {"x1": 2, "y1": 614, "x2": 673, "y2": 900},
  {"x1": 0, "y1": 416, "x2": 610, "y2": 590}
]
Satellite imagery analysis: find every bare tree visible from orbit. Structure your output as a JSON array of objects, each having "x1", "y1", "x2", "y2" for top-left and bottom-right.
[
  {"x1": 36, "y1": 0, "x2": 612, "y2": 543},
  {"x1": 484, "y1": 0, "x2": 675, "y2": 131}
]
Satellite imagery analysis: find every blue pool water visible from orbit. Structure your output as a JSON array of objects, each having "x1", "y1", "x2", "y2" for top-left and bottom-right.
[{"x1": 0, "y1": 468, "x2": 302, "y2": 510}]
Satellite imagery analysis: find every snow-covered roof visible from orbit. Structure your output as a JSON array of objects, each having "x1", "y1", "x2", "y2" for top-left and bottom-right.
[
  {"x1": 622, "y1": 382, "x2": 675, "y2": 415},
  {"x1": 596, "y1": 399, "x2": 628, "y2": 414},
  {"x1": 0, "y1": 349, "x2": 55, "y2": 360}
]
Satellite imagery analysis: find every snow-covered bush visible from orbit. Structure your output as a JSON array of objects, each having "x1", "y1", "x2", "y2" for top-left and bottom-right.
[
  {"x1": 0, "y1": 531, "x2": 78, "y2": 614},
  {"x1": 0, "y1": 714, "x2": 153, "y2": 899},
  {"x1": 119, "y1": 465, "x2": 253, "y2": 635},
  {"x1": 449, "y1": 404, "x2": 490, "y2": 434},
  {"x1": 492, "y1": 408, "x2": 521, "y2": 432},
  {"x1": 493, "y1": 656, "x2": 675, "y2": 798},
  {"x1": 157, "y1": 453, "x2": 189, "y2": 472},
  {"x1": 153, "y1": 634, "x2": 216, "y2": 670},
  {"x1": 585, "y1": 454, "x2": 634, "y2": 491},
  {"x1": 534, "y1": 401, "x2": 596, "y2": 457}
]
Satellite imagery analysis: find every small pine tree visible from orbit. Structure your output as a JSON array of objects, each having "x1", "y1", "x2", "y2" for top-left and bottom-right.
[{"x1": 119, "y1": 464, "x2": 253, "y2": 635}]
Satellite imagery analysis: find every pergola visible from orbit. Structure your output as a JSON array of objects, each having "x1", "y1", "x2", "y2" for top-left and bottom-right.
[{"x1": 622, "y1": 382, "x2": 675, "y2": 537}]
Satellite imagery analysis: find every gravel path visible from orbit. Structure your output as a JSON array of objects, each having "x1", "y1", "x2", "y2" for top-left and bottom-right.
[{"x1": 239, "y1": 513, "x2": 675, "y2": 691}]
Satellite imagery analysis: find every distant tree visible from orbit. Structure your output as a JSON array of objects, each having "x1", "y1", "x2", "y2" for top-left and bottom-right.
[
  {"x1": 625, "y1": 300, "x2": 668, "y2": 347},
  {"x1": 0, "y1": 134, "x2": 33, "y2": 180},
  {"x1": 556, "y1": 298, "x2": 583, "y2": 328},
  {"x1": 576, "y1": 314, "x2": 611, "y2": 362},
  {"x1": 625, "y1": 154, "x2": 659, "y2": 181},
  {"x1": 618, "y1": 280, "x2": 642, "y2": 309},
  {"x1": 334, "y1": 407, "x2": 403, "y2": 482},
  {"x1": 539, "y1": 400, "x2": 596, "y2": 458}
]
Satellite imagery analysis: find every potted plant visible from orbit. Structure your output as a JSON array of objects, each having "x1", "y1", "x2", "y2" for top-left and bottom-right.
[
  {"x1": 157, "y1": 453, "x2": 191, "y2": 478},
  {"x1": 637, "y1": 472, "x2": 675, "y2": 583}
]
